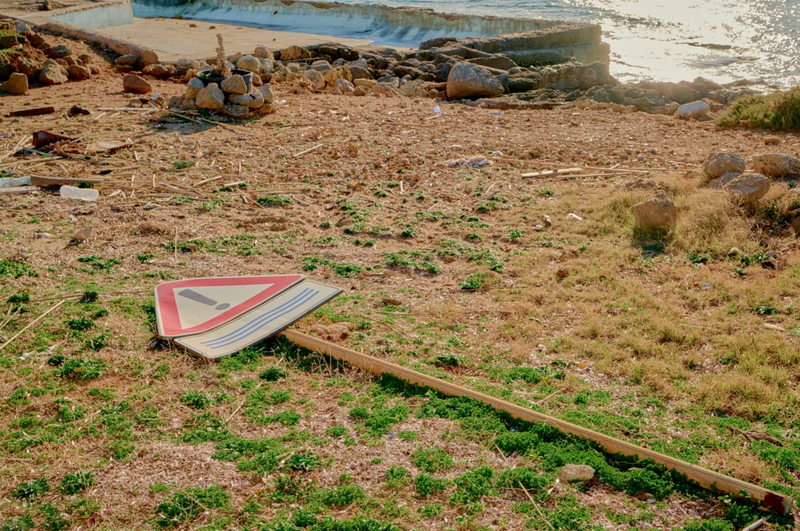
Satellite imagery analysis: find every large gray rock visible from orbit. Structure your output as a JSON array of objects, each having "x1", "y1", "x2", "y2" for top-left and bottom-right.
[
  {"x1": 333, "y1": 78, "x2": 355, "y2": 95},
  {"x1": 236, "y1": 55, "x2": 261, "y2": 74},
  {"x1": 185, "y1": 77, "x2": 205, "y2": 99},
  {"x1": 304, "y1": 69, "x2": 326, "y2": 91},
  {"x1": 639, "y1": 81, "x2": 701, "y2": 104},
  {"x1": 220, "y1": 74, "x2": 248, "y2": 94},
  {"x1": 123, "y1": 74, "x2": 151, "y2": 94},
  {"x1": 143, "y1": 63, "x2": 176, "y2": 77},
  {"x1": 39, "y1": 62, "x2": 68, "y2": 85},
  {"x1": 15, "y1": 57, "x2": 41, "y2": 79},
  {"x1": 259, "y1": 84, "x2": 275, "y2": 104},
  {"x1": 229, "y1": 93, "x2": 264, "y2": 108},
  {"x1": 196, "y1": 83, "x2": 224, "y2": 109},
  {"x1": 677, "y1": 100, "x2": 710, "y2": 118},
  {"x1": 446, "y1": 62, "x2": 504, "y2": 100},
  {"x1": 723, "y1": 173, "x2": 771, "y2": 202},
  {"x1": 751, "y1": 154, "x2": 800, "y2": 178},
  {"x1": 50, "y1": 44, "x2": 72, "y2": 59},
  {"x1": 222, "y1": 103, "x2": 250, "y2": 118},
  {"x1": 633, "y1": 195, "x2": 678, "y2": 229},
  {"x1": 0, "y1": 73, "x2": 28, "y2": 95},
  {"x1": 703, "y1": 152, "x2": 745, "y2": 179},
  {"x1": 67, "y1": 65, "x2": 91, "y2": 81},
  {"x1": 253, "y1": 45, "x2": 274, "y2": 59},
  {"x1": 280, "y1": 45, "x2": 313, "y2": 61},
  {"x1": 559, "y1": 465, "x2": 595, "y2": 482},
  {"x1": 115, "y1": 54, "x2": 139, "y2": 66}
]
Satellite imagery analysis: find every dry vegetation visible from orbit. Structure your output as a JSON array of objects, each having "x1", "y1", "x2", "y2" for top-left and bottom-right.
[{"x1": 0, "y1": 34, "x2": 799, "y2": 531}]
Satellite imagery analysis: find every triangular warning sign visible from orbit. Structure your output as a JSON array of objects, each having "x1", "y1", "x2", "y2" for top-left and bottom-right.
[{"x1": 154, "y1": 275, "x2": 303, "y2": 338}]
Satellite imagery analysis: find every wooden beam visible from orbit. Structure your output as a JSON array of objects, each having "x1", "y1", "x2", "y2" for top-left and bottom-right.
[
  {"x1": 30, "y1": 176, "x2": 103, "y2": 188},
  {"x1": 9, "y1": 107, "x2": 55, "y2": 117},
  {"x1": 279, "y1": 329, "x2": 793, "y2": 515}
]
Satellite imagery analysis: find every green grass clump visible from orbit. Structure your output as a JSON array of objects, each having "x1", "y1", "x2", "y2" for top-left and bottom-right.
[
  {"x1": 411, "y1": 447, "x2": 453, "y2": 473},
  {"x1": 0, "y1": 258, "x2": 37, "y2": 278},
  {"x1": 172, "y1": 160, "x2": 193, "y2": 170},
  {"x1": 414, "y1": 473, "x2": 449, "y2": 498},
  {"x1": 303, "y1": 256, "x2": 367, "y2": 278},
  {"x1": 77, "y1": 255, "x2": 121, "y2": 272},
  {"x1": 66, "y1": 316, "x2": 95, "y2": 332},
  {"x1": 384, "y1": 465, "x2": 409, "y2": 488},
  {"x1": 257, "y1": 195, "x2": 292, "y2": 207},
  {"x1": 459, "y1": 272, "x2": 490, "y2": 290},
  {"x1": 57, "y1": 358, "x2": 106, "y2": 380},
  {"x1": 284, "y1": 451, "x2": 321, "y2": 472},
  {"x1": 682, "y1": 518, "x2": 734, "y2": 531},
  {"x1": 156, "y1": 485, "x2": 229, "y2": 527},
  {"x1": 361, "y1": 405, "x2": 409, "y2": 436},
  {"x1": 451, "y1": 466, "x2": 496, "y2": 504},
  {"x1": 317, "y1": 484, "x2": 365, "y2": 507},
  {"x1": 179, "y1": 391, "x2": 211, "y2": 410},
  {"x1": 60, "y1": 471, "x2": 94, "y2": 495},
  {"x1": 11, "y1": 478, "x2": 49, "y2": 501},
  {"x1": 384, "y1": 251, "x2": 441, "y2": 275},
  {"x1": 497, "y1": 467, "x2": 551, "y2": 492},
  {"x1": 259, "y1": 366, "x2": 287, "y2": 381},
  {"x1": 716, "y1": 88, "x2": 800, "y2": 131}
]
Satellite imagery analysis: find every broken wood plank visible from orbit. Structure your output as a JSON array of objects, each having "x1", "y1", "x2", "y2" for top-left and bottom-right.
[
  {"x1": 0, "y1": 186, "x2": 37, "y2": 195},
  {"x1": 84, "y1": 140, "x2": 133, "y2": 155},
  {"x1": 10, "y1": 107, "x2": 55, "y2": 117},
  {"x1": 521, "y1": 167, "x2": 584, "y2": 178},
  {"x1": 30, "y1": 175, "x2": 104, "y2": 187}
]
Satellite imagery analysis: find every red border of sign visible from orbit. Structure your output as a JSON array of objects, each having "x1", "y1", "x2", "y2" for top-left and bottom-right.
[{"x1": 154, "y1": 275, "x2": 303, "y2": 338}]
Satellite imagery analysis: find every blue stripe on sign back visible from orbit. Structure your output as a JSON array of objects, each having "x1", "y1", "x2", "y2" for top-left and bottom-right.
[{"x1": 201, "y1": 288, "x2": 319, "y2": 349}]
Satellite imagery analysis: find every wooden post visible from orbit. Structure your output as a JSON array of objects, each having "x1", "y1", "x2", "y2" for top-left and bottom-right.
[{"x1": 280, "y1": 329, "x2": 793, "y2": 515}]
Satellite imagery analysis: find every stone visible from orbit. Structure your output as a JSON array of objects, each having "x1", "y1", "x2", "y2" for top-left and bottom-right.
[
  {"x1": 446, "y1": 62, "x2": 504, "y2": 100},
  {"x1": 251, "y1": 73, "x2": 263, "y2": 86},
  {"x1": 304, "y1": 69, "x2": 326, "y2": 91},
  {"x1": 723, "y1": 173, "x2": 771, "y2": 202},
  {"x1": 399, "y1": 79, "x2": 428, "y2": 98},
  {"x1": 63, "y1": 56, "x2": 77, "y2": 67},
  {"x1": 50, "y1": 44, "x2": 72, "y2": 58},
  {"x1": 123, "y1": 74, "x2": 152, "y2": 94},
  {"x1": 707, "y1": 171, "x2": 742, "y2": 189},
  {"x1": 0, "y1": 53, "x2": 11, "y2": 80},
  {"x1": 236, "y1": 55, "x2": 261, "y2": 74},
  {"x1": 195, "y1": 82, "x2": 224, "y2": 109},
  {"x1": 332, "y1": 78, "x2": 354, "y2": 95},
  {"x1": 16, "y1": 23, "x2": 29, "y2": 34},
  {"x1": 258, "y1": 58, "x2": 274, "y2": 73},
  {"x1": 751, "y1": 154, "x2": 800, "y2": 178},
  {"x1": 15, "y1": 57, "x2": 41, "y2": 79},
  {"x1": 229, "y1": 52, "x2": 244, "y2": 64},
  {"x1": 39, "y1": 63, "x2": 68, "y2": 85},
  {"x1": 280, "y1": 45, "x2": 313, "y2": 61},
  {"x1": 676, "y1": 100, "x2": 711, "y2": 118},
  {"x1": 143, "y1": 63, "x2": 175, "y2": 77},
  {"x1": 220, "y1": 74, "x2": 248, "y2": 94},
  {"x1": 180, "y1": 98, "x2": 198, "y2": 111},
  {"x1": 116, "y1": 54, "x2": 139, "y2": 66},
  {"x1": 639, "y1": 81, "x2": 701, "y2": 104},
  {"x1": 185, "y1": 77, "x2": 205, "y2": 99},
  {"x1": 168, "y1": 95, "x2": 184, "y2": 108},
  {"x1": 764, "y1": 135, "x2": 781, "y2": 145},
  {"x1": 88, "y1": 65, "x2": 100, "y2": 76},
  {"x1": 67, "y1": 65, "x2": 91, "y2": 81},
  {"x1": 254, "y1": 45, "x2": 274, "y2": 59},
  {"x1": 78, "y1": 53, "x2": 93, "y2": 65},
  {"x1": 633, "y1": 195, "x2": 678, "y2": 229},
  {"x1": 0, "y1": 73, "x2": 28, "y2": 95},
  {"x1": 349, "y1": 65, "x2": 371, "y2": 80},
  {"x1": 353, "y1": 85, "x2": 368, "y2": 96},
  {"x1": 324, "y1": 67, "x2": 346, "y2": 86},
  {"x1": 222, "y1": 103, "x2": 250, "y2": 118},
  {"x1": 559, "y1": 465, "x2": 595, "y2": 482},
  {"x1": 229, "y1": 93, "x2": 265, "y2": 108},
  {"x1": 259, "y1": 84, "x2": 275, "y2": 104},
  {"x1": 354, "y1": 78, "x2": 377, "y2": 89},
  {"x1": 703, "y1": 152, "x2": 745, "y2": 179},
  {"x1": 371, "y1": 82, "x2": 400, "y2": 97},
  {"x1": 311, "y1": 59, "x2": 332, "y2": 71}
]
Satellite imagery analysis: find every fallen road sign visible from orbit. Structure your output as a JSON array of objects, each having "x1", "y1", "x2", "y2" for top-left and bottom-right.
[
  {"x1": 154, "y1": 275, "x2": 303, "y2": 338},
  {"x1": 174, "y1": 281, "x2": 342, "y2": 359}
]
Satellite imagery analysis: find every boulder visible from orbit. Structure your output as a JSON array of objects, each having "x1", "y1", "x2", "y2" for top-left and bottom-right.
[
  {"x1": 88, "y1": 65, "x2": 100, "y2": 76},
  {"x1": 633, "y1": 195, "x2": 678, "y2": 229},
  {"x1": 50, "y1": 44, "x2": 72, "y2": 59},
  {"x1": 639, "y1": 81, "x2": 701, "y2": 104},
  {"x1": 279, "y1": 45, "x2": 313, "y2": 61},
  {"x1": 446, "y1": 62, "x2": 504, "y2": 100},
  {"x1": 220, "y1": 74, "x2": 248, "y2": 95},
  {"x1": 0, "y1": 73, "x2": 28, "y2": 95},
  {"x1": 723, "y1": 173, "x2": 771, "y2": 202},
  {"x1": 254, "y1": 45, "x2": 274, "y2": 59},
  {"x1": 185, "y1": 77, "x2": 205, "y2": 99},
  {"x1": 469, "y1": 55, "x2": 517, "y2": 71},
  {"x1": 229, "y1": 93, "x2": 265, "y2": 108},
  {"x1": 63, "y1": 56, "x2": 77, "y2": 67},
  {"x1": 222, "y1": 103, "x2": 250, "y2": 118},
  {"x1": 16, "y1": 57, "x2": 42, "y2": 79},
  {"x1": 143, "y1": 63, "x2": 176, "y2": 77},
  {"x1": 259, "y1": 84, "x2": 274, "y2": 104},
  {"x1": 39, "y1": 62, "x2": 68, "y2": 85},
  {"x1": 0, "y1": 53, "x2": 12, "y2": 80},
  {"x1": 78, "y1": 53, "x2": 93, "y2": 65},
  {"x1": 311, "y1": 59, "x2": 332, "y2": 71},
  {"x1": 67, "y1": 65, "x2": 92, "y2": 81},
  {"x1": 371, "y1": 82, "x2": 401, "y2": 97},
  {"x1": 353, "y1": 86, "x2": 368, "y2": 96},
  {"x1": 676, "y1": 100, "x2": 710, "y2": 119},
  {"x1": 751, "y1": 154, "x2": 800, "y2": 178},
  {"x1": 115, "y1": 54, "x2": 139, "y2": 66},
  {"x1": 196, "y1": 83, "x2": 224, "y2": 109},
  {"x1": 399, "y1": 79, "x2": 428, "y2": 98},
  {"x1": 703, "y1": 152, "x2": 745, "y2": 179},
  {"x1": 354, "y1": 78, "x2": 376, "y2": 89},
  {"x1": 349, "y1": 65, "x2": 371, "y2": 80},
  {"x1": 123, "y1": 74, "x2": 152, "y2": 94},
  {"x1": 323, "y1": 67, "x2": 343, "y2": 86},
  {"x1": 304, "y1": 69, "x2": 326, "y2": 91},
  {"x1": 332, "y1": 78, "x2": 355, "y2": 95},
  {"x1": 236, "y1": 55, "x2": 261, "y2": 74},
  {"x1": 544, "y1": 62, "x2": 616, "y2": 91},
  {"x1": 707, "y1": 171, "x2": 742, "y2": 189},
  {"x1": 251, "y1": 73, "x2": 263, "y2": 86},
  {"x1": 559, "y1": 465, "x2": 595, "y2": 483}
]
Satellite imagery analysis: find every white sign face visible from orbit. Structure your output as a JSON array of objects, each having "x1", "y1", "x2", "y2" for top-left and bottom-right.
[{"x1": 174, "y1": 281, "x2": 342, "y2": 359}]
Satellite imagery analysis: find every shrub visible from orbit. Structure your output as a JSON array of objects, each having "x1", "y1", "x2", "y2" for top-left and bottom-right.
[
  {"x1": 318, "y1": 484, "x2": 365, "y2": 507},
  {"x1": 57, "y1": 359, "x2": 106, "y2": 380},
  {"x1": 716, "y1": 88, "x2": 800, "y2": 131},
  {"x1": 60, "y1": 471, "x2": 94, "y2": 495},
  {"x1": 179, "y1": 391, "x2": 211, "y2": 410},
  {"x1": 682, "y1": 518, "x2": 734, "y2": 531},
  {"x1": 411, "y1": 448, "x2": 453, "y2": 473},
  {"x1": 384, "y1": 465, "x2": 408, "y2": 488},
  {"x1": 259, "y1": 366, "x2": 287, "y2": 381},
  {"x1": 414, "y1": 473, "x2": 449, "y2": 498},
  {"x1": 156, "y1": 485, "x2": 229, "y2": 527},
  {"x1": 451, "y1": 466, "x2": 496, "y2": 504},
  {"x1": 497, "y1": 468, "x2": 550, "y2": 492},
  {"x1": 66, "y1": 317, "x2": 95, "y2": 332},
  {"x1": 11, "y1": 478, "x2": 49, "y2": 501}
]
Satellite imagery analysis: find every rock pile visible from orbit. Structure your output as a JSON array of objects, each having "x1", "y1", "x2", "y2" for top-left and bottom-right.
[{"x1": 170, "y1": 69, "x2": 275, "y2": 119}]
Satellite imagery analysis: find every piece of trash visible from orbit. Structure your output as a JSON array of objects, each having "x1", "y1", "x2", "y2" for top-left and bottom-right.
[
  {"x1": 543, "y1": 215, "x2": 552, "y2": 227},
  {"x1": 488, "y1": 111, "x2": 503, "y2": 115},
  {"x1": 84, "y1": 140, "x2": 132, "y2": 155},
  {"x1": 434, "y1": 106, "x2": 441, "y2": 116},
  {"x1": 0, "y1": 176, "x2": 31, "y2": 188},
  {"x1": 60, "y1": 185, "x2": 99, "y2": 202},
  {"x1": 446, "y1": 156, "x2": 492, "y2": 169},
  {"x1": 567, "y1": 213, "x2": 583, "y2": 221},
  {"x1": 31, "y1": 175, "x2": 103, "y2": 188},
  {"x1": 72, "y1": 226, "x2": 93, "y2": 241},
  {"x1": 763, "y1": 323, "x2": 785, "y2": 332},
  {"x1": 32, "y1": 130, "x2": 74, "y2": 149},
  {"x1": 68, "y1": 105, "x2": 90, "y2": 116},
  {"x1": 701, "y1": 283, "x2": 711, "y2": 290},
  {"x1": 153, "y1": 275, "x2": 342, "y2": 359}
]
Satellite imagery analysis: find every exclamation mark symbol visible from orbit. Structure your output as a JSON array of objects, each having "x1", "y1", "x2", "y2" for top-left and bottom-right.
[{"x1": 178, "y1": 289, "x2": 230, "y2": 310}]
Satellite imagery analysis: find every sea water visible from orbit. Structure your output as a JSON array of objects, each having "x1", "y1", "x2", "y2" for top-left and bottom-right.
[{"x1": 326, "y1": 0, "x2": 800, "y2": 87}]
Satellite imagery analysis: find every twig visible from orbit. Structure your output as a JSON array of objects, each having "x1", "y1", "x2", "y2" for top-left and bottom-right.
[
  {"x1": 196, "y1": 175, "x2": 223, "y2": 186},
  {"x1": 292, "y1": 144, "x2": 323, "y2": 158},
  {"x1": 742, "y1": 518, "x2": 768, "y2": 531},
  {"x1": 0, "y1": 300, "x2": 66, "y2": 353}
]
